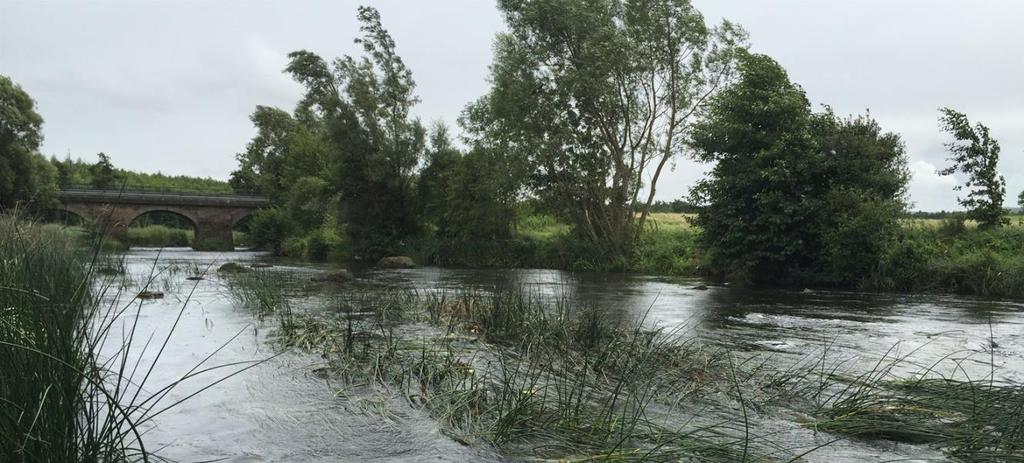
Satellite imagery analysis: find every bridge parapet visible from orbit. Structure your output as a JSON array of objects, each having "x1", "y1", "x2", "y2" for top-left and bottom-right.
[{"x1": 58, "y1": 188, "x2": 270, "y2": 208}]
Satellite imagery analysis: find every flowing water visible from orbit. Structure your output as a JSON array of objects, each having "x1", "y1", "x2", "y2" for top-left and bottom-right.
[{"x1": 103, "y1": 248, "x2": 1024, "y2": 462}]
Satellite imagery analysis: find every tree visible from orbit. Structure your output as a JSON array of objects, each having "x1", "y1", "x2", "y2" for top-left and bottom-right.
[
  {"x1": 230, "y1": 105, "x2": 330, "y2": 203},
  {"x1": 284, "y1": 6, "x2": 425, "y2": 258},
  {"x1": 0, "y1": 75, "x2": 57, "y2": 210},
  {"x1": 690, "y1": 53, "x2": 908, "y2": 284},
  {"x1": 469, "y1": 0, "x2": 747, "y2": 260},
  {"x1": 418, "y1": 122, "x2": 462, "y2": 227},
  {"x1": 814, "y1": 112, "x2": 909, "y2": 282},
  {"x1": 937, "y1": 108, "x2": 1006, "y2": 228},
  {"x1": 89, "y1": 152, "x2": 120, "y2": 189}
]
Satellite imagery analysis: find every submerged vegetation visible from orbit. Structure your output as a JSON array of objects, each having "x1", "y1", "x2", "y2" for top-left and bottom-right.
[{"x1": 221, "y1": 267, "x2": 1024, "y2": 461}]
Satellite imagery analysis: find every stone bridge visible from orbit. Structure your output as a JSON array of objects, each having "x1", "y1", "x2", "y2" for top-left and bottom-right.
[{"x1": 57, "y1": 188, "x2": 270, "y2": 250}]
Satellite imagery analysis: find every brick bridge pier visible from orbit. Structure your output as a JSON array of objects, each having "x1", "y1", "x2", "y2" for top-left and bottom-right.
[{"x1": 57, "y1": 188, "x2": 270, "y2": 250}]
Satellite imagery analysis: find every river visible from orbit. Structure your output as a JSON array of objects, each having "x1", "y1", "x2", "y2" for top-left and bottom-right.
[{"x1": 101, "y1": 248, "x2": 1024, "y2": 462}]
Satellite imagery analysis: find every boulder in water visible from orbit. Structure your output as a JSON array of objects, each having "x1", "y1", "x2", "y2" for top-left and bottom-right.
[
  {"x1": 137, "y1": 291, "x2": 164, "y2": 300},
  {"x1": 218, "y1": 263, "x2": 250, "y2": 274},
  {"x1": 377, "y1": 256, "x2": 416, "y2": 269}
]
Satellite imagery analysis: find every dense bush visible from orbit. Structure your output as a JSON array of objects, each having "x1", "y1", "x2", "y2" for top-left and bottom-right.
[
  {"x1": 247, "y1": 208, "x2": 295, "y2": 254},
  {"x1": 866, "y1": 225, "x2": 1024, "y2": 298},
  {"x1": 691, "y1": 53, "x2": 909, "y2": 286}
]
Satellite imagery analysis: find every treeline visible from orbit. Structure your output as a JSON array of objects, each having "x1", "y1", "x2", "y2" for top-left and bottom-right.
[
  {"x1": 50, "y1": 155, "x2": 231, "y2": 192},
  {"x1": 228, "y1": 2, "x2": 1018, "y2": 292},
  {"x1": 234, "y1": 3, "x2": 747, "y2": 263}
]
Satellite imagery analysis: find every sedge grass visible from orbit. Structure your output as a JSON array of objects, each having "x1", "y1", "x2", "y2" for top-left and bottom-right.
[
  {"x1": 256, "y1": 284, "x2": 781, "y2": 461},
  {"x1": 1, "y1": 214, "x2": 264, "y2": 462}
]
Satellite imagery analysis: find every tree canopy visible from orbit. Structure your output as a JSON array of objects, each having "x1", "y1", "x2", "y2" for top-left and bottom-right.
[
  {"x1": 691, "y1": 52, "x2": 908, "y2": 283},
  {"x1": 467, "y1": 0, "x2": 747, "y2": 260},
  {"x1": 0, "y1": 75, "x2": 57, "y2": 211},
  {"x1": 938, "y1": 108, "x2": 1006, "y2": 228}
]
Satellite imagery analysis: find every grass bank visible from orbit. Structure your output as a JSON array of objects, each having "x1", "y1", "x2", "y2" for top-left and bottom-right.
[
  {"x1": 122, "y1": 225, "x2": 249, "y2": 249},
  {"x1": 416, "y1": 213, "x2": 704, "y2": 275},
  {"x1": 867, "y1": 218, "x2": 1024, "y2": 298}
]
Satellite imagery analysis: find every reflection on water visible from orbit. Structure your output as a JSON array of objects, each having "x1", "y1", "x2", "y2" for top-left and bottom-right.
[{"x1": 106, "y1": 248, "x2": 1024, "y2": 462}]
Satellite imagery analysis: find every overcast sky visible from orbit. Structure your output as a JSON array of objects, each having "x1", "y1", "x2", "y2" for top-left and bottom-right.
[{"x1": 1, "y1": 0, "x2": 1021, "y2": 211}]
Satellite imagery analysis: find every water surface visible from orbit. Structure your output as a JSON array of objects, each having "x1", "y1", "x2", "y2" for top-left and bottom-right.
[{"x1": 105, "y1": 248, "x2": 1024, "y2": 462}]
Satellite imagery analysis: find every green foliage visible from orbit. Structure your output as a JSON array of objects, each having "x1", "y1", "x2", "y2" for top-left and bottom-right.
[
  {"x1": 648, "y1": 198, "x2": 699, "y2": 214},
  {"x1": 126, "y1": 225, "x2": 192, "y2": 247},
  {"x1": 229, "y1": 106, "x2": 329, "y2": 201},
  {"x1": 282, "y1": 7, "x2": 424, "y2": 259},
  {"x1": 51, "y1": 155, "x2": 231, "y2": 192},
  {"x1": 282, "y1": 228, "x2": 343, "y2": 261},
  {"x1": 691, "y1": 52, "x2": 909, "y2": 285},
  {"x1": 468, "y1": 0, "x2": 747, "y2": 260},
  {"x1": 247, "y1": 207, "x2": 295, "y2": 253},
  {"x1": 938, "y1": 108, "x2": 1006, "y2": 229},
  {"x1": 866, "y1": 225, "x2": 1024, "y2": 298},
  {"x1": 417, "y1": 122, "x2": 461, "y2": 226},
  {"x1": 0, "y1": 75, "x2": 58, "y2": 211},
  {"x1": 434, "y1": 147, "x2": 517, "y2": 261},
  {"x1": 88, "y1": 152, "x2": 120, "y2": 189},
  {"x1": 0, "y1": 215, "x2": 156, "y2": 460}
]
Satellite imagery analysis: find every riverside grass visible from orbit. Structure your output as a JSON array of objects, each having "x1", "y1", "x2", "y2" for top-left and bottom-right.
[
  {"x1": 804, "y1": 359, "x2": 1024, "y2": 461},
  {"x1": 222, "y1": 274, "x2": 812, "y2": 461},
  {"x1": 222, "y1": 268, "x2": 1024, "y2": 461},
  {"x1": 1, "y1": 215, "x2": 262, "y2": 462}
]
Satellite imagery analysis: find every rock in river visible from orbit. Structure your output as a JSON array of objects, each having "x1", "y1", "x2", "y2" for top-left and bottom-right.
[
  {"x1": 137, "y1": 291, "x2": 164, "y2": 300},
  {"x1": 377, "y1": 256, "x2": 416, "y2": 269}
]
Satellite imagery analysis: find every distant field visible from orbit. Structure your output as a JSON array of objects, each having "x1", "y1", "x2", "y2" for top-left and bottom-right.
[
  {"x1": 516, "y1": 213, "x2": 695, "y2": 241},
  {"x1": 519, "y1": 212, "x2": 1024, "y2": 239},
  {"x1": 647, "y1": 213, "x2": 695, "y2": 231},
  {"x1": 905, "y1": 214, "x2": 1024, "y2": 229}
]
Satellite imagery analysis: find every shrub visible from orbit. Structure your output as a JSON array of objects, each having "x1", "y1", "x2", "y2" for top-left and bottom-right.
[{"x1": 247, "y1": 207, "x2": 295, "y2": 254}]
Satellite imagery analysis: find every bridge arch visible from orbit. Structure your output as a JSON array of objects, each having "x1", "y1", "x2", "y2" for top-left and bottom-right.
[
  {"x1": 126, "y1": 207, "x2": 200, "y2": 230},
  {"x1": 127, "y1": 209, "x2": 199, "y2": 248}
]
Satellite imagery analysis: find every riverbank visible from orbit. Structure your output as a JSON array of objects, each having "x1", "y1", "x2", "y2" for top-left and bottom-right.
[{"x1": 271, "y1": 212, "x2": 1024, "y2": 299}]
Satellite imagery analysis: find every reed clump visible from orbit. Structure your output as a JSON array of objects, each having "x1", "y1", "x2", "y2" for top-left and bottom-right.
[
  {"x1": 2, "y1": 215, "x2": 259, "y2": 462},
  {"x1": 0, "y1": 215, "x2": 149, "y2": 462},
  {"x1": 770, "y1": 341, "x2": 1024, "y2": 462}
]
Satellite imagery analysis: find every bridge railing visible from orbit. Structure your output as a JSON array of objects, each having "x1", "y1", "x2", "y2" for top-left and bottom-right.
[{"x1": 61, "y1": 184, "x2": 265, "y2": 199}]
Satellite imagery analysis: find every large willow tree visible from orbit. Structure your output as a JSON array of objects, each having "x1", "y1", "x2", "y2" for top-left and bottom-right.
[
  {"x1": 467, "y1": 0, "x2": 746, "y2": 259},
  {"x1": 283, "y1": 6, "x2": 425, "y2": 258}
]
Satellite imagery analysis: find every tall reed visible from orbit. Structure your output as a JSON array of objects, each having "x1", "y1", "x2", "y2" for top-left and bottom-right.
[
  {"x1": 1, "y1": 215, "x2": 261, "y2": 462},
  {"x1": 0, "y1": 215, "x2": 139, "y2": 461}
]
